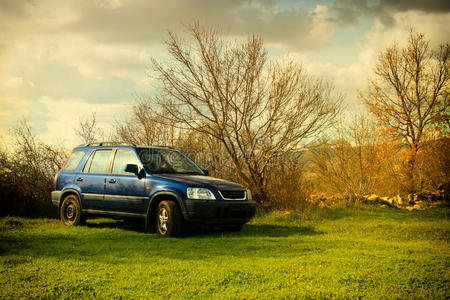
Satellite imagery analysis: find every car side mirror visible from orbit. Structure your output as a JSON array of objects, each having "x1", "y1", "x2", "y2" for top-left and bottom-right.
[
  {"x1": 125, "y1": 164, "x2": 139, "y2": 176},
  {"x1": 202, "y1": 169, "x2": 209, "y2": 176}
]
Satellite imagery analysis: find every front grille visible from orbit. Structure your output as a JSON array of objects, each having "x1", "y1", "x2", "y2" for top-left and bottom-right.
[{"x1": 219, "y1": 190, "x2": 246, "y2": 200}]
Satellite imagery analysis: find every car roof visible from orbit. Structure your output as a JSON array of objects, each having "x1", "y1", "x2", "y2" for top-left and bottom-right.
[{"x1": 72, "y1": 142, "x2": 174, "y2": 151}]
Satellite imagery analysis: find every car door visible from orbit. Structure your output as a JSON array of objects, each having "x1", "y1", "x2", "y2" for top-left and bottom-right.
[
  {"x1": 104, "y1": 148, "x2": 147, "y2": 213},
  {"x1": 76, "y1": 149, "x2": 113, "y2": 210}
]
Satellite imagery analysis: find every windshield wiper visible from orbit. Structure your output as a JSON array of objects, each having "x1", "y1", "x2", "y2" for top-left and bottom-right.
[
  {"x1": 177, "y1": 171, "x2": 203, "y2": 175},
  {"x1": 152, "y1": 171, "x2": 176, "y2": 174}
]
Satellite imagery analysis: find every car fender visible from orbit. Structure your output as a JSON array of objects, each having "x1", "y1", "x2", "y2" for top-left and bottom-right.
[
  {"x1": 147, "y1": 190, "x2": 187, "y2": 217},
  {"x1": 59, "y1": 187, "x2": 83, "y2": 209}
]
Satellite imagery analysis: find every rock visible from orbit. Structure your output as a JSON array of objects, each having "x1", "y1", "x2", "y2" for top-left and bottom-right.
[
  {"x1": 380, "y1": 197, "x2": 394, "y2": 207},
  {"x1": 430, "y1": 193, "x2": 440, "y2": 202},
  {"x1": 381, "y1": 196, "x2": 391, "y2": 203},
  {"x1": 367, "y1": 194, "x2": 379, "y2": 202},
  {"x1": 389, "y1": 197, "x2": 399, "y2": 207}
]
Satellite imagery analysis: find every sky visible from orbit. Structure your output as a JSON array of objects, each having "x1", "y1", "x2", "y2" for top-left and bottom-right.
[{"x1": 0, "y1": 0, "x2": 449, "y2": 148}]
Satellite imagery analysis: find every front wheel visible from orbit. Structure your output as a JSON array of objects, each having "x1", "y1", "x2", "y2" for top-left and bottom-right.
[
  {"x1": 60, "y1": 194, "x2": 83, "y2": 226},
  {"x1": 156, "y1": 200, "x2": 181, "y2": 237}
]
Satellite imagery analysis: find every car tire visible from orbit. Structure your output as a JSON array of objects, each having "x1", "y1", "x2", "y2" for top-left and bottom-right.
[
  {"x1": 156, "y1": 200, "x2": 181, "y2": 237},
  {"x1": 221, "y1": 224, "x2": 243, "y2": 232},
  {"x1": 60, "y1": 194, "x2": 83, "y2": 226}
]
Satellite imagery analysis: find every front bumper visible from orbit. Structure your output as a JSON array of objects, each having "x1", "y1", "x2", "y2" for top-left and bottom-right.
[
  {"x1": 51, "y1": 191, "x2": 62, "y2": 207},
  {"x1": 183, "y1": 199, "x2": 256, "y2": 224}
]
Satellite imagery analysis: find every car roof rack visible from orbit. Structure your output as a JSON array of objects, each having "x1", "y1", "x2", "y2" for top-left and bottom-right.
[
  {"x1": 150, "y1": 145, "x2": 174, "y2": 149},
  {"x1": 84, "y1": 142, "x2": 137, "y2": 147}
]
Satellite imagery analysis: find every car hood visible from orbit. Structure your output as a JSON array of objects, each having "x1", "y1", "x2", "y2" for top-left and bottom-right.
[{"x1": 152, "y1": 174, "x2": 245, "y2": 190}]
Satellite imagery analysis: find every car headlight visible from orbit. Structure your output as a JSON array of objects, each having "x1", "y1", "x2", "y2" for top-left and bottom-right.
[
  {"x1": 246, "y1": 188, "x2": 252, "y2": 200},
  {"x1": 187, "y1": 187, "x2": 216, "y2": 200}
]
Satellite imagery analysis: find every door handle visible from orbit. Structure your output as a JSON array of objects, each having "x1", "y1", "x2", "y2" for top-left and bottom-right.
[
  {"x1": 76, "y1": 177, "x2": 83, "y2": 182},
  {"x1": 109, "y1": 179, "x2": 116, "y2": 184}
]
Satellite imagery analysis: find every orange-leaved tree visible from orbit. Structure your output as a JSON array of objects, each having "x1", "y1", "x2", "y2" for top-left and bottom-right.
[{"x1": 360, "y1": 30, "x2": 449, "y2": 192}]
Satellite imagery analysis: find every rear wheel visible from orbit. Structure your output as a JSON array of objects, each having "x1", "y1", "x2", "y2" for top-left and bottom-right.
[
  {"x1": 60, "y1": 194, "x2": 83, "y2": 226},
  {"x1": 156, "y1": 200, "x2": 181, "y2": 237}
]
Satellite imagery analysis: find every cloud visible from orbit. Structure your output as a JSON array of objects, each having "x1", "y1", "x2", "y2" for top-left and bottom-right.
[
  {"x1": 4, "y1": 77, "x2": 24, "y2": 89},
  {"x1": 0, "y1": 0, "x2": 336, "y2": 148},
  {"x1": 295, "y1": 8, "x2": 450, "y2": 115},
  {"x1": 0, "y1": 92, "x2": 132, "y2": 147},
  {"x1": 379, "y1": 0, "x2": 450, "y2": 13},
  {"x1": 333, "y1": 0, "x2": 450, "y2": 26},
  {"x1": 4, "y1": 51, "x2": 140, "y2": 104},
  {"x1": 37, "y1": 97, "x2": 130, "y2": 146},
  {"x1": 363, "y1": 10, "x2": 450, "y2": 50},
  {"x1": 326, "y1": 9, "x2": 450, "y2": 110},
  {"x1": 0, "y1": 0, "x2": 448, "y2": 149},
  {"x1": 62, "y1": 0, "x2": 333, "y2": 51}
]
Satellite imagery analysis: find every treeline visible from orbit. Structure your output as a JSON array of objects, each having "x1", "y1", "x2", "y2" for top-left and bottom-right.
[{"x1": 0, "y1": 26, "x2": 448, "y2": 215}]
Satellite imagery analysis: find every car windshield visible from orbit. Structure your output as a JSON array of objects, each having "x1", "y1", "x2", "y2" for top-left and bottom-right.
[{"x1": 137, "y1": 148, "x2": 204, "y2": 175}]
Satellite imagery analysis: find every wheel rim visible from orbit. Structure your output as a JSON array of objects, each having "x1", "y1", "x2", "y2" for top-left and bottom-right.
[
  {"x1": 158, "y1": 208, "x2": 169, "y2": 234},
  {"x1": 65, "y1": 202, "x2": 77, "y2": 221}
]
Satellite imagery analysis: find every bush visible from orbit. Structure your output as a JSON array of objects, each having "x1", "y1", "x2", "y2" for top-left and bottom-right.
[{"x1": 0, "y1": 121, "x2": 67, "y2": 217}]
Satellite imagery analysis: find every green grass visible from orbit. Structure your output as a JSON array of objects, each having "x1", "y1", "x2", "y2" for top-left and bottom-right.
[{"x1": 1, "y1": 207, "x2": 449, "y2": 299}]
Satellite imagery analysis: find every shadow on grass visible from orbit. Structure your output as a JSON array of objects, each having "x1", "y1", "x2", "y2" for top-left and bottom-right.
[
  {"x1": 85, "y1": 218, "x2": 147, "y2": 233},
  {"x1": 0, "y1": 215, "x2": 329, "y2": 263},
  {"x1": 1, "y1": 202, "x2": 58, "y2": 219},
  {"x1": 0, "y1": 222, "x2": 325, "y2": 262},
  {"x1": 83, "y1": 218, "x2": 323, "y2": 238},
  {"x1": 181, "y1": 223, "x2": 323, "y2": 238}
]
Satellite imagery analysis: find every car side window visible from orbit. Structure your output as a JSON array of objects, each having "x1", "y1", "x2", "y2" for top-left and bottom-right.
[
  {"x1": 112, "y1": 149, "x2": 141, "y2": 175},
  {"x1": 63, "y1": 150, "x2": 87, "y2": 171},
  {"x1": 83, "y1": 150, "x2": 112, "y2": 174}
]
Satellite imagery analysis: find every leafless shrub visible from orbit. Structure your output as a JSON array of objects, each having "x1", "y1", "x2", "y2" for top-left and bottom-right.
[
  {"x1": 311, "y1": 114, "x2": 382, "y2": 201},
  {"x1": 0, "y1": 120, "x2": 68, "y2": 215}
]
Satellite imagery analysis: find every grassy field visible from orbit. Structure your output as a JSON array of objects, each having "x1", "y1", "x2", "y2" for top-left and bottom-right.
[{"x1": 0, "y1": 206, "x2": 449, "y2": 299}]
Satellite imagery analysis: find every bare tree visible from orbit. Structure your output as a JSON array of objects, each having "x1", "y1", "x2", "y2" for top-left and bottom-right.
[
  {"x1": 174, "y1": 129, "x2": 237, "y2": 180},
  {"x1": 75, "y1": 112, "x2": 103, "y2": 144},
  {"x1": 113, "y1": 99, "x2": 176, "y2": 146},
  {"x1": 149, "y1": 22, "x2": 341, "y2": 202},
  {"x1": 360, "y1": 30, "x2": 449, "y2": 192}
]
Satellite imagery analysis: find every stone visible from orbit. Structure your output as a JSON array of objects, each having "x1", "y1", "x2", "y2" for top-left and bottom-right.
[{"x1": 367, "y1": 194, "x2": 379, "y2": 202}]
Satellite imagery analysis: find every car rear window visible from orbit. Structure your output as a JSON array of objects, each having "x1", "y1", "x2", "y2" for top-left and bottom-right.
[{"x1": 63, "y1": 150, "x2": 87, "y2": 172}]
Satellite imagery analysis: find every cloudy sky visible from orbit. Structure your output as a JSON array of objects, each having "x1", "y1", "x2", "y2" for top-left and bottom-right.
[{"x1": 1, "y1": 0, "x2": 449, "y2": 147}]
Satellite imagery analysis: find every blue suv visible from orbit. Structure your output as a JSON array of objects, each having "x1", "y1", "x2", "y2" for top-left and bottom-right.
[{"x1": 52, "y1": 142, "x2": 256, "y2": 236}]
